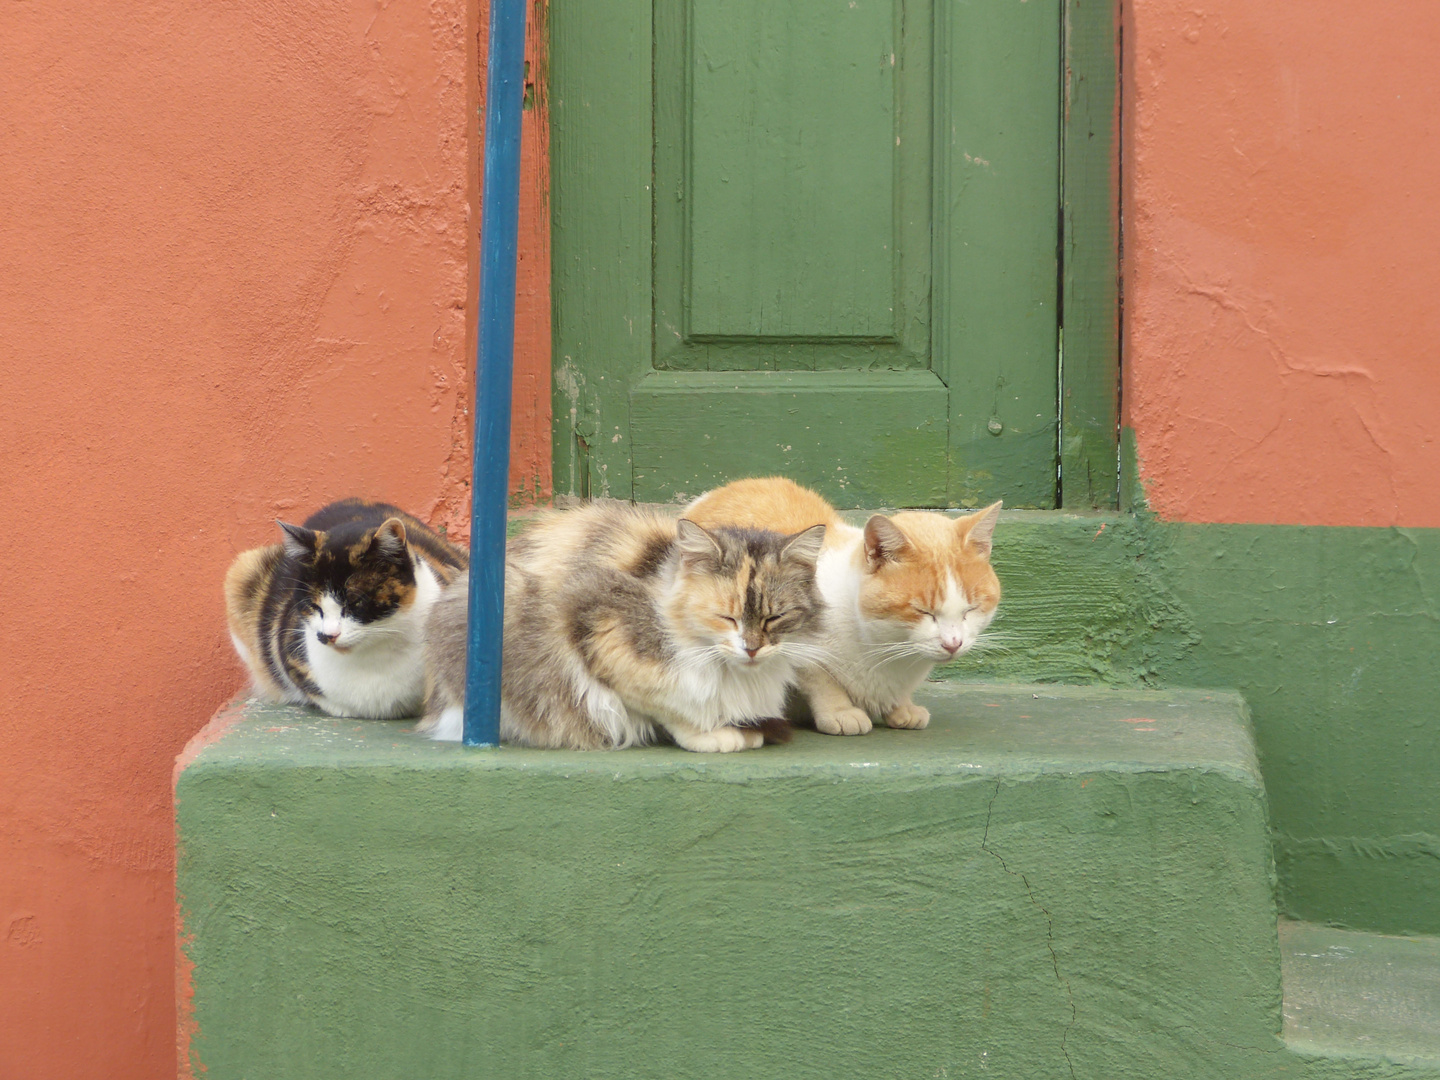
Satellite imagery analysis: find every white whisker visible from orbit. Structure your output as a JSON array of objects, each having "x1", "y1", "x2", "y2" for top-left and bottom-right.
[
  {"x1": 964, "y1": 636, "x2": 1012, "y2": 655},
  {"x1": 861, "y1": 641, "x2": 928, "y2": 663},
  {"x1": 774, "y1": 641, "x2": 840, "y2": 665}
]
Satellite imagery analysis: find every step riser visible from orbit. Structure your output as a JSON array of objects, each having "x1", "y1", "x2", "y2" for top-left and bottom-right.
[{"x1": 178, "y1": 691, "x2": 1280, "y2": 1078}]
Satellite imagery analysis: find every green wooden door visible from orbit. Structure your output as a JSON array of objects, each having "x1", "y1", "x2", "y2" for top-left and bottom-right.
[{"x1": 553, "y1": 0, "x2": 1066, "y2": 508}]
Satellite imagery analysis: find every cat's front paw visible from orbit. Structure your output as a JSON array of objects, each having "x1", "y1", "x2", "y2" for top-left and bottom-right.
[
  {"x1": 674, "y1": 725, "x2": 765, "y2": 753},
  {"x1": 814, "y1": 706, "x2": 873, "y2": 736},
  {"x1": 884, "y1": 701, "x2": 930, "y2": 729}
]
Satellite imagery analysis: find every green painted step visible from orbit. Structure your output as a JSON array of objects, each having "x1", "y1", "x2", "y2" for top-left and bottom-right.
[
  {"x1": 1283, "y1": 920, "x2": 1440, "y2": 1073},
  {"x1": 178, "y1": 682, "x2": 1312, "y2": 1078}
]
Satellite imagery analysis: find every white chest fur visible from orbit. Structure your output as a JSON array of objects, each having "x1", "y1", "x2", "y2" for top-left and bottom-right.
[
  {"x1": 670, "y1": 654, "x2": 797, "y2": 731},
  {"x1": 305, "y1": 561, "x2": 443, "y2": 719},
  {"x1": 813, "y1": 534, "x2": 935, "y2": 715}
]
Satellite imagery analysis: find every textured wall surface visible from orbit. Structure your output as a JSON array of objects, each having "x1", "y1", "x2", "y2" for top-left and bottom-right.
[
  {"x1": 9, "y1": 0, "x2": 1440, "y2": 1074},
  {"x1": 1125, "y1": 2, "x2": 1440, "y2": 528},
  {"x1": 0, "y1": 1, "x2": 548, "y2": 1076},
  {"x1": 1121, "y1": 1, "x2": 1440, "y2": 933}
]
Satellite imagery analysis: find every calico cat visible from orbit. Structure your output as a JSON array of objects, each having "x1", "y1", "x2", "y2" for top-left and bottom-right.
[
  {"x1": 686, "y1": 477, "x2": 1001, "y2": 736},
  {"x1": 225, "y1": 498, "x2": 467, "y2": 719},
  {"x1": 417, "y1": 502, "x2": 827, "y2": 752}
]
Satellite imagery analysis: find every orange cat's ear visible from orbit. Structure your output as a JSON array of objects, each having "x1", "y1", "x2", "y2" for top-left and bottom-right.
[
  {"x1": 368, "y1": 517, "x2": 409, "y2": 561},
  {"x1": 863, "y1": 515, "x2": 908, "y2": 570},
  {"x1": 277, "y1": 521, "x2": 317, "y2": 561},
  {"x1": 676, "y1": 519, "x2": 722, "y2": 565},
  {"x1": 958, "y1": 501, "x2": 1002, "y2": 558},
  {"x1": 780, "y1": 523, "x2": 826, "y2": 565}
]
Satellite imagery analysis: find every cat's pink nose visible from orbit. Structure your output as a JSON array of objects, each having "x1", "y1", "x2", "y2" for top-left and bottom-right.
[
  {"x1": 941, "y1": 638, "x2": 962, "y2": 655},
  {"x1": 316, "y1": 630, "x2": 338, "y2": 645},
  {"x1": 744, "y1": 646, "x2": 760, "y2": 658}
]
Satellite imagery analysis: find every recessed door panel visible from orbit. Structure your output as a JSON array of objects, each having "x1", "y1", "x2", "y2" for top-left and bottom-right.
[{"x1": 685, "y1": 0, "x2": 898, "y2": 340}]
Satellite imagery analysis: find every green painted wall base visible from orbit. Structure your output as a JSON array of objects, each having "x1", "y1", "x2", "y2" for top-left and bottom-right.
[{"x1": 179, "y1": 684, "x2": 1298, "y2": 1078}]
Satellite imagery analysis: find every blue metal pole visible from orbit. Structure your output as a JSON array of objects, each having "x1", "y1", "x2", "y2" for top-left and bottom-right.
[{"x1": 464, "y1": 0, "x2": 527, "y2": 747}]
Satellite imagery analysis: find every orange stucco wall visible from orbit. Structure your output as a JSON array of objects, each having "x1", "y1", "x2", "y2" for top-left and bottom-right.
[
  {"x1": 1125, "y1": 1, "x2": 1440, "y2": 527},
  {"x1": 0, "y1": 1, "x2": 548, "y2": 1076},
  {"x1": 6, "y1": 0, "x2": 1439, "y2": 1074}
]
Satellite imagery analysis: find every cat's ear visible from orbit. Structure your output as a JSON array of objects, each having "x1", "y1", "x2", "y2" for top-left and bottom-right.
[
  {"x1": 781, "y1": 523, "x2": 826, "y2": 566},
  {"x1": 675, "y1": 519, "x2": 723, "y2": 566},
  {"x1": 368, "y1": 517, "x2": 409, "y2": 563},
  {"x1": 959, "y1": 501, "x2": 1002, "y2": 559},
  {"x1": 863, "y1": 515, "x2": 909, "y2": 570},
  {"x1": 277, "y1": 521, "x2": 317, "y2": 561}
]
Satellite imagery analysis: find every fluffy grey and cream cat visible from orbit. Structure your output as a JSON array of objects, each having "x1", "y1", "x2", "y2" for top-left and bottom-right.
[
  {"x1": 687, "y1": 477, "x2": 1001, "y2": 736},
  {"x1": 225, "y1": 498, "x2": 468, "y2": 719},
  {"x1": 418, "y1": 502, "x2": 827, "y2": 752}
]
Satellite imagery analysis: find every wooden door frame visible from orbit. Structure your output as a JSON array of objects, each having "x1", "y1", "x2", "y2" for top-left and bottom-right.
[
  {"x1": 1059, "y1": 0, "x2": 1121, "y2": 509},
  {"x1": 549, "y1": 0, "x2": 1120, "y2": 509}
]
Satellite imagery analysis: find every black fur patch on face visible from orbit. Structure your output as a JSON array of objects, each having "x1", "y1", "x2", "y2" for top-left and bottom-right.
[
  {"x1": 280, "y1": 513, "x2": 418, "y2": 627},
  {"x1": 311, "y1": 525, "x2": 416, "y2": 625},
  {"x1": 303, "y1": 498, "x2": 468, "y2": 576}
]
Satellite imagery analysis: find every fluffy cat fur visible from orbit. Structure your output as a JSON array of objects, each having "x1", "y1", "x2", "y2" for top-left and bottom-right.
[
  {"x1": 417, "y1": 502, "x2": 826, "y2": 752},
  {"x1": 686, "y1": 477, "x2": 1001, "y2": 736},
  {"x1": 225, "y1": 498, "x2": 467, "y2": 719}
]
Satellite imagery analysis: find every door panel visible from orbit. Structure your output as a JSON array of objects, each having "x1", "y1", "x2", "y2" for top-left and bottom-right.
[
  {"x1": 686, "y1": 0, "x2": 895, "y2": 339},
  {"x1": 553, "y1": 0, "x2": 1060, "y2": 508},
  {"x1": 631, "y1": 370, "x2": 948, "y2": 506},
  {"x1": 654, "y1": 0, "x2": 930, "y2": 371}
]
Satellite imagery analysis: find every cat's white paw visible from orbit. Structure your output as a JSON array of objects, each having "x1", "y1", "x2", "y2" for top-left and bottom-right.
[
  {"x1": 884, "y1": 702, "x2": 930, "y2": 729},
  {"x1": 814, "y1": 706, "x2": 873, "y2": 736},
  {"x1": 674, "y1": 725, "x2": 764, "y2": 753},
  {"x1": 422, "y1": 706, "x2": 465, "y2": 742}
]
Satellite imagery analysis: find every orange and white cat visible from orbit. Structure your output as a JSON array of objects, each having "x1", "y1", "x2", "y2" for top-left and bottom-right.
[{"x1": 687, "y1": 478, "x2": 1001, "y2": 735}]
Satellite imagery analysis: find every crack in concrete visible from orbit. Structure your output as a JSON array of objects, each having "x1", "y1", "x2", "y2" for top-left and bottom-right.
[{"x1": 982, "y1": 779, "x2": 1078, "y2": 1080}]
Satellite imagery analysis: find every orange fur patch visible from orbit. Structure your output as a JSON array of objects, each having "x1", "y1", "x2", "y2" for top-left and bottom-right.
[
  {"x1": 860, "y1": 511, "x2": 1000, "y2": 624},
  {"x1": 681, "y1": 573, "x2": 745, "y2": 633},
  {"x1": 687, "y1": 476, "x2": 845, "y2": 545}
]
